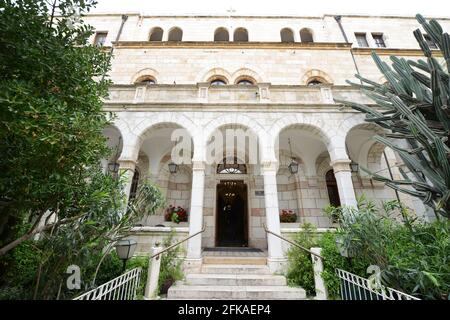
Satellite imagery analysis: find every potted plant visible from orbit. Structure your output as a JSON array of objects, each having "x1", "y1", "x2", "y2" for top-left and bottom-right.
[
  {"x1": 164, "y1": 205, "x2": 188, "y2": 224},
  {"x1": 279, "y1": 209, "x2": 297, "y2": 223}
]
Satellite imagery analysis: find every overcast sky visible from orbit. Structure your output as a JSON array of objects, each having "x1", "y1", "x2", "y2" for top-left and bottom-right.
[{"x1": 91, "y1": 0, "x2": 449, "y2": 17}]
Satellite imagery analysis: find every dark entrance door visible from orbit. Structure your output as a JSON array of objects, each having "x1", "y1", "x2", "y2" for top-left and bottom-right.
[{"x1": 216, "y1": 180, "x2": 248, "y2": 247}]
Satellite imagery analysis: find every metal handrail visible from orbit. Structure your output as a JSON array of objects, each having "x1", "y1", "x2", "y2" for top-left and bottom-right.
[
  {"x1": 149, "y1": 223, "x2": 206, "y2": 260},
  {"x1": 263, "y1": 223, "x2": 324, "y2": 260}
]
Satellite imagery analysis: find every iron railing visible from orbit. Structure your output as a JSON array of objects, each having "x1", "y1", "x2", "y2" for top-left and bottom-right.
[
  {"x1": 336, "y1": 268, "x2": 420, "y2": 300},
  {"x1": 262, "y1": 223, "x2": 324, "y2": 260},
  {"x1": 149, "y1": 223, "x2": 206, "y2": 260},
  {"x1": 74, "y1": 267, "x2": 142, "y2": 300}
]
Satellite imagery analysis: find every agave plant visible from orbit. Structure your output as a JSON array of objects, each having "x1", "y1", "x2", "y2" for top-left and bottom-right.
[{"x1": 337, "y1": 14, "x2": 450, "y2": 219}]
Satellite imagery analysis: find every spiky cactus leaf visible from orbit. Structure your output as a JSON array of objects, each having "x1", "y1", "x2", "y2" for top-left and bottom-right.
[{"x1": 339, "y1": 15, "x2": 450, "y2": 218}]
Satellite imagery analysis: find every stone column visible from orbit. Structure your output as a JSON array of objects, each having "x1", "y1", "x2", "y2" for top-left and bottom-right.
[
  {"x1": 186, "y1": 161, "x2": 205, "y2": 269},
  {"x1": 331, "y1": 160, "x2": 357, "y2": 207},
  {"x1": 118, "y1": 159, "x2": 137, "y2": 207},
  {"x1": 261, "y1": 161, "x2": 286, "y2": 273}
]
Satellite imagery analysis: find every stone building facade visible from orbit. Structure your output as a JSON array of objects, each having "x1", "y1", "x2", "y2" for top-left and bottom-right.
[{"x1": 90, "y1": 13, "x2": 447, "y2": 272}]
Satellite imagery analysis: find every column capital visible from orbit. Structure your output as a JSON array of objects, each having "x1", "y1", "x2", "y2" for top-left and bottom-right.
[
  {"x1": 330, "y1": 159, "x2": 351, "y2": 173},
  {"x1": 118, "y1": 159, "x2": 137, "y2": 171},
  {"x1": 192, "y1": 160, "x2": 206, "y2": 171},
  {"x1": 261, "y1": 160, "x2": 278, "y2": 172}
]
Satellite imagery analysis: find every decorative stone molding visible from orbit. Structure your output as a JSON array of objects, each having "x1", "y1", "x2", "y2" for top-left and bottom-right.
[
  {"x1": 320, "y1": 85, "x2": 334, "y2": 104},
  {"x1": 197, "y1": 82, "x2": 209, "y2": 102},
  {"x1": 192, "y1": 160, "x2": 206, "y2": 171},
  {"x1": 198, "y1": 67, "x2": 232, "y2": 84},
  {"x1": 230, "y1": 67, "x2": 263, "y2": 84},
  {"x1": 118, "y1": 159, "x2": 137, "y2": 171},
  {"x1": 134, "y1": 85, "x2": 146, "y2": 103},
  {"x1": 330, "y1": 159, "x2": 351, "y2": 173},
  {"x1": 261, "y1": 160, "x2": 278, "y2": 172},
  {"x1": 130, "y1": 68, "x2": 159, "y2": 84},
  {"x1": 301, "y1": 69, "x2": 334, "y2": 85},
  {"x1": 257, "y1": 83, "x2": 271, "y2": 102}
]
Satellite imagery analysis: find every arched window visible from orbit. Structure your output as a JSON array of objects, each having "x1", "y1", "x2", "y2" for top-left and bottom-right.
[
  {"x1": 307, "y1": 78, "x2": 325, "y2": 86},
  {"x1": 217, "y1": 158, "x2": 247, "y2": 174},
  {"x1": 209, "y1": 76, "x2": 228, "y2": 86},
  {"x1": 280, "y1": 28, "x2": 294, "y2": 42},
  {"x1": 237, "y1": 79, "x2": 254, "y2": 85},
  {"x1": 149, "y1": 27, "x2": 163, "y2": 41},
  {"x1": 168, "y1": 27, "x2": 183, "y2": 41},
  {"x1": 135, "y1": 75, "x2": 156, "y2": 85},
  {"x1": 325, "y1": 170, "x2": 341, "y2": 207},
  {"x1": 214, "y1": 27, "x2": 229, "y2": 42},
  {"x1": 235, "y1": 76, "x2": 256, "y2": 85},
  {"x1": 233, "y1": 28, "x2": 248, "y2": 42},
  {"x1": 129, "y1": 169, "x2": 140, "y2": 201},
  {"x1": 300, "y1": 28, "x2": 314, "y2": 43}
]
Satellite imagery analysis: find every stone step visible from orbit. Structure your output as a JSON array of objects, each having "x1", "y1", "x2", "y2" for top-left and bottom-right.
[
  {"x1": 202, "y1": 256, "x2": 267, "y2": 265},
  {"x1": 167, "y1": 284, "x2": 306, "y2": 300},
  {"x1": 185, "y1": 273, "x2": 287, "y2": 286},
  {"x1": 201, "y1": 264, "x2": 271, "y2": 275}
]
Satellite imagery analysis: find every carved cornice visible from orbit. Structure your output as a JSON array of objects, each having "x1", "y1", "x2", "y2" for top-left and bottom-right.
[
  {"x1": 330, "y1": 159, "x2": 351, "y2": 173},
  {"x1": 352, "y1": 48, "x2": 443, "y2": 57},
  {"x1": 112, "y1": 41, "x2": 353, "y2": 50},
  {"x1": 118, "y1": 159, "x2": 137, "y2": 170}
]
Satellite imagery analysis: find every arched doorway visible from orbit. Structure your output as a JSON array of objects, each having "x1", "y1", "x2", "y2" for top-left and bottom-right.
[
  {"x1": 325, "y1": 169, "x2": 341, "y2": 207},
  {"x1": 216, "y1": 178, "x2": 248, "y2": 247}
]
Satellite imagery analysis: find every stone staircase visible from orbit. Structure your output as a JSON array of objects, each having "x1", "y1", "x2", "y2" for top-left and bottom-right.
[{"x1": 167, "y1": 256, "x2": 306, "y2": 300}]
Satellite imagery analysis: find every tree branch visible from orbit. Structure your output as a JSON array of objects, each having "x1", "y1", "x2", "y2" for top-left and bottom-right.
[{"x1": 0, "y1": 212, "x2": 86, "y2": 256}]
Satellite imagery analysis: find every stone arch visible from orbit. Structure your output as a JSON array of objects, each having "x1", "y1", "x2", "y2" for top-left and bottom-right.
[
  {"x1": 214, "y1": 27, "x2": 229, "y2": 41},
  {"x1": 269, "y1": 114, "x2": 339, "y2": 162},
  {"x1": 168, "y1": 27, "x2": 183, "y2": 41},
  {"x1": 149, "y1": 27, "x2": 163, "y2": 41},
  {"x1": 301, "y1": 69, "x2": 333, "y2": 85},
  {"x1": 231, "y1": 68, "x2": 263, "y2": 84},
  {"x1": 233, "y1": 28, "x2": 249, "y2": 42},
  {"x1": 315, "y1": 151, "x2": 332, "y2": 177},
  {"x1": 198, "y1": 67, "x2": 232, "y2": 84},
  {"x1": 280, "y1": 28, "x2": 295, "y2": 42},
  {"x1": 344, "y1": 121, "x2": 389, "y2": 177},
  {"x1": 200, "y1": 114, "x2": 269, "y2": 163},
  {"x1": 115, "y1": 113, "x2": 199, "y2": 162},
  {"x1": 300, "y1": 28, "x2": 314, "y2": 43},
  {"x1": 131, "y1": 68, "x2": 159, "y2": 84}
]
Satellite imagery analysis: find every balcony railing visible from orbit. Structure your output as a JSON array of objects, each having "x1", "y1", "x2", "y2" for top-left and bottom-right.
[{"x1": 103, "y1": 84, "x2": 372, "y2": 107}]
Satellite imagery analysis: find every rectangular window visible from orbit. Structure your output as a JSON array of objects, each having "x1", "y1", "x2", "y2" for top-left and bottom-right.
[
  {"x1": 424, "y1": 34, "x2": 438, "y2": 49},
  {"x1": 355, "y1": 33, "x2": 369, "y2": 47},
  {"x1": 372, "y1": 33, "x2": 386, "y2": 48},
  {"x1": 94, "y1": 32, "x2": 108, "y2": 46}
]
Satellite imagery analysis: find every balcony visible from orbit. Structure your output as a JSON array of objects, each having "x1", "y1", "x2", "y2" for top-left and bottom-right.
[{"x1": 103, "y1": 84, "x2": 372, "y2": 109}]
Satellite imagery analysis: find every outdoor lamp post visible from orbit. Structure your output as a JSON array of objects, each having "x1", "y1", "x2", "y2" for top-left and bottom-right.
[{"x1": 115, "y1": 239, "x2": 137, "y2": 272}]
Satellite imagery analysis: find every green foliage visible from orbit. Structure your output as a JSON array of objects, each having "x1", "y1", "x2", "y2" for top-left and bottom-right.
[
  {"x1": 316, "y1": 232, "x2": 348, "y2": 299},
  {"x1": 0, "y1": 241, "x2": 41, "y2": 299},
  {"x1": 285, "y1": 223, "x2": 317, "y2": 296},
  {"x1": 334, "y1": 198, "x2": 450, "y2": 300},
  {"x1": 336, "y1": 14, "x2": 450, "y2": 218},
  {"x1": 0, "y1": 0, "x2": 111, "y2": 248},
  {"x1": 125, "y1": 255, "x2": 149, "y2": 299},
  {"x1": 158, "y1": 231, "x2": 184, "y2": 296}
]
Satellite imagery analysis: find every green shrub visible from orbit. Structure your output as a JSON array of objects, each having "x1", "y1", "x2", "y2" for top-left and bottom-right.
[
  {"x1": 157, "y1": 231, "x2": 184, "y2": 296},
  {"x1": 285, "y1": 223, "x2": 317, "y2": 296},
  {"x1": 0, "y1": 241, "x2": 41, "y2": 300},
  {"x1": 334, "y1": 198, "x2": 450, "y2": 300}
]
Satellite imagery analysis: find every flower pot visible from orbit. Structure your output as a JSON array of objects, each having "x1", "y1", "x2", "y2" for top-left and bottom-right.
[{"x1": 160, "y1": 278, "x2": 175, "y2": 295}]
